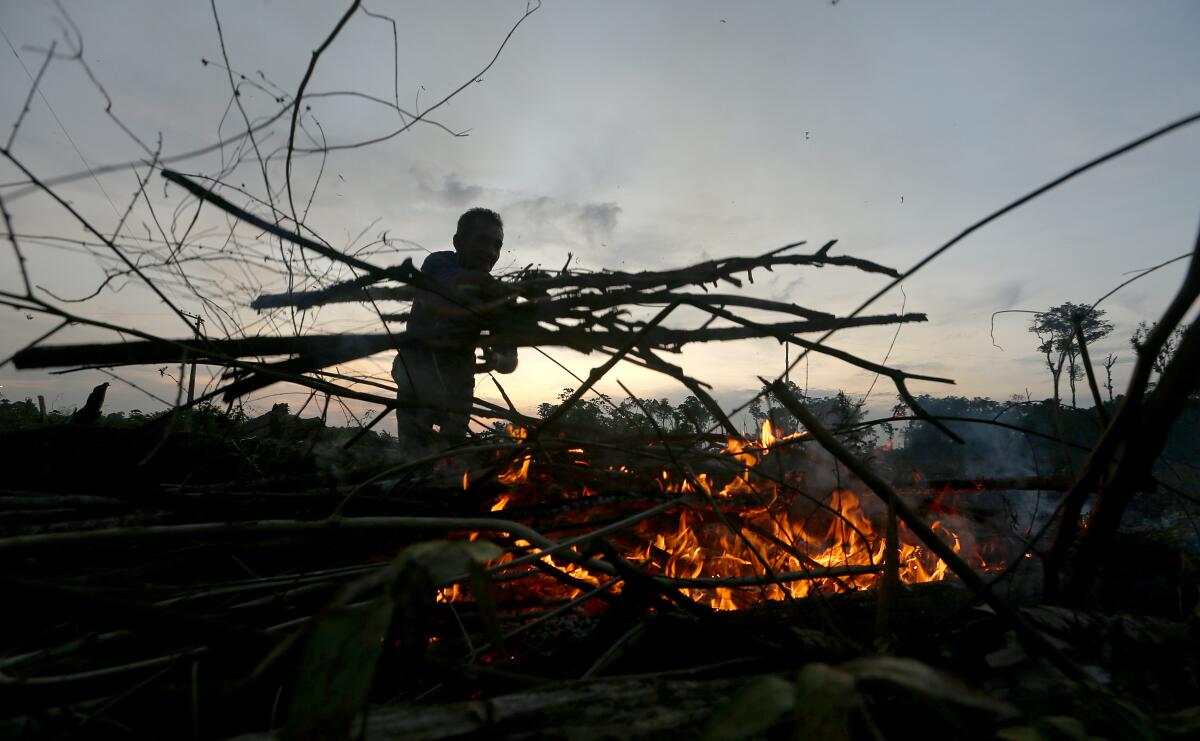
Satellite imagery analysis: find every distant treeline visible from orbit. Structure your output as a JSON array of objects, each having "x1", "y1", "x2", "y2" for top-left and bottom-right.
[{"x1": 4, "y1": 385, "x2": 1196, "y2": 483}]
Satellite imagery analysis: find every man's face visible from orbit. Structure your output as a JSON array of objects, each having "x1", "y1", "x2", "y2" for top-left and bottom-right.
[{"x1": 454, "y1": 222, "x2": 503, "y2": 272}]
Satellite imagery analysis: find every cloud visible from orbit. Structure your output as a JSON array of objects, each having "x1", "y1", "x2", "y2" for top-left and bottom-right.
[
  {"x1": 986, "y1": 280, "x2": 1032, "y2": 310},
  {"x1": 440, "y1": 174, "x2": 485, "y2": 206},
  {"x1": 507, "y1": 196, "x2": 621, "y2": 245},
  {"x1": 409, "y1": 170, "x2": 620, "y2": 245},
  {"x1": 414, "y1": 170, "x2": 485, "y2": 207}
]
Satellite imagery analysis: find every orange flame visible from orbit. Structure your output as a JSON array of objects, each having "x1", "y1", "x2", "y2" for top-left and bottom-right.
[{"x1": 446, "y1": 423, "x2": 999, "y2": 611}]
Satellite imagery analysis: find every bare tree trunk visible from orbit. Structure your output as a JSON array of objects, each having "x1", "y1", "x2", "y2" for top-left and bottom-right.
[
  {"x1": 1045, "y1": 350, "x2": 1073, "y2": 475},
  {"x1": 1102, "y1": 353, "x2": 1117, "y2": 403},
  {"x1": 1066, "y1": 353, "x2": 1078, "y2": 408}
]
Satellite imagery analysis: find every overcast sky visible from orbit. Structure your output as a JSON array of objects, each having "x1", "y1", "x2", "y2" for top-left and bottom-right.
[{"x1": 2, "y1": 1, "x2": 1198, "y2": 431}]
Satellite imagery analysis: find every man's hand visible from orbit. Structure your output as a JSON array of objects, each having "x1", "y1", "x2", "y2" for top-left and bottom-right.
[
  {"x1": 482, "y1": 346, "x2": 518, "y2": 374},
  {"x1": 454, "y1": 271, "x2": 513, "y2": 302}
]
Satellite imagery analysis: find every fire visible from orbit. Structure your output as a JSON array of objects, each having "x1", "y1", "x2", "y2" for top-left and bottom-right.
[
  {"x1": 623, "y1": 485, "x2": 964, "y2": 609},
  {"x1": 759, "y1": 418, "x2": 804, "y2": 449},
  {"x1": 498, "y1": 455, "x2": 532, "y2": 485},
  {"x1": 451, "y1": 423, "x2": 1001, "y2": 611}
]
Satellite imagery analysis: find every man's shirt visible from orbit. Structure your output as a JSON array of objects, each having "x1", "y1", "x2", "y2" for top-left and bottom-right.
[
  {"x1": 404, "y1": 251, "x2": 477, "y2": 382},
  {"x1": 408, "y1": 251, "x2": 469, "y2": 339}
]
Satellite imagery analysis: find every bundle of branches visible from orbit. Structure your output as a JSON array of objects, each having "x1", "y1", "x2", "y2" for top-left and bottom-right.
[{"x1": 12, "y1": 170, "x2": 940, "y2": 421}]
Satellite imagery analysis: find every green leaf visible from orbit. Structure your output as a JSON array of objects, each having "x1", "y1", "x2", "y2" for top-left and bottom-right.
[
  {"x1": 702, "y1": 674, "x2": 795, "y2": 741},
  {"x1": 793, "y1": 663, "x2": 863, "y2": 741},
  {"x1": 842, "y1": 655, "x2": 1015, "y2": 717},
  {"x1": 400, "y1": 539, "x2": 503, "y2": 585},
  {"x1": 283, "y1": 595, "x2": 394, "y2": 741},
  {"x1": 468, "y1": 559, "x2": 504, "y2": 650}
]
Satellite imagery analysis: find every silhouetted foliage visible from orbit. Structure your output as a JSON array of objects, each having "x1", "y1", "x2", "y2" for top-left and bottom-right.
[
  {"x1": 1029, "y1": 302, "x2": 1113, "y2": 408},
  {"x1": 1131, "y1": 320, "x2": 1192, "y2": 391}
]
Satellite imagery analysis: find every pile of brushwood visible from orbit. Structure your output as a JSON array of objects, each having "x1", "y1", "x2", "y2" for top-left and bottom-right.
[
  {"x1": 4, "y1": 191, "x2": 1200, "y2": 737},
  {"x1": 1, "y1": 411, "x2": 1198, "y2": 740}
]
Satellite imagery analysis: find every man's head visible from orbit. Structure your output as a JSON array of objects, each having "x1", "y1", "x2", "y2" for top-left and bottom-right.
[{"x1": 454, "y1": 207, "x2": 504, "y2": 272}]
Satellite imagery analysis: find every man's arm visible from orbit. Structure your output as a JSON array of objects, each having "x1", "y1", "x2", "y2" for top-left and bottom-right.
[
  {"x1": 479, "y1": 344, "x2": 519, "y2": 374},
  {"x1": 422, "y1": 269, "x2": 513, "y2": 318}
]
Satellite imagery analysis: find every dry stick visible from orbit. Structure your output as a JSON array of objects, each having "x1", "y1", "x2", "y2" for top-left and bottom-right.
[
  {"x1": 616, "y1": 312, "x2": 929, "y2": 348},
  {"x1": 0, "y1": 647, "x2": 207, "y2": 689},
  {"x1": 249, "y1": 241, "x2": 899, "y2": 311},
  {"x1": 161, "y1": 169, "x2": 383, "y2": 277},
  {"x1": 482, "y1": 498, "x2": 684, "y2": 579},
  {"x1": 0, "y1": 190, "x2": 33, "y2": 296},
  {"x1": 710, "y1": 304, "x2": 962, "y2": 443},
  {"x1": 284, "y1": 0, "x2": 362, "y2": 227},
  {"x1": 495, "y1": 536, "x2": 620, "y2": 605},
  {"x1": 252, "y1": 280, "x2": 418, "y2": 310},
  {"x1": 488, "y1": 372, "x2": 521, "y2": 419},
  {"x1": 0, "y1": 516, "x2": 564, "y2": 557},
  {"x1": 663, "y1": 564, "x2": 882, "y2": 588},
  {"x1": 877, "y1": 485, "x2": 900, "y2": 648},
  {"x1": 302, "y1": 0, "x2": 543, "y2": 158},
  {"x1": 1043, "y1": 237, "x2": 1200, "y2": 599},
  {"x1": 1092, "y1": 252, "x2": 1194, "y2": 310},
  {"x1": 5, "y1": 39, "x2": 57, "y2": 150},
  {"x1": 768, "y1": 380, "x2": 1091, "y2": 685},
  {"x1": 0, "y1": 4, "x2": 471, "y2": 204},
  {"x1": 1070, "y1": 313, "x2": 1109, "y2": 429},
  {"x1": 67, "y1": 663, "x2": 176, "y2": 737},
  {"x1": 632, "y1": 348, "x2": 739, "y2": 436},
  {"x1": 524, "y1": 242, "x2": 899, "y2": 292},
  {"x1": 340, "y1": 402, "x2": 394, "y2": 450},
  {"x1": 1, "y1": 299, "x2": 413, "y2": 414},
  {"x1": 0, "y1": 299, "x2": 399, "y2": 415},
  {"x1": 9, "y1": 313, "x2": 925, "y2": 371},
  {"x1": 739, "y1": 521, "x2": 857, "y2": 593},
  {"x1": 535, "y1": 290, "x2": 836, "y2": 321},
  {"x1": 580, "y1": 622, "x2": 646, "y2": 680},
  {"x1": 1, "y1": 149, "x2": 197, "y2": 333},
  {"x1": 593, "y1": 538, "x2": 711, "y2": 618},
  {"x1": 308, "y1": 366, "x2": 396, "y2": 393}
]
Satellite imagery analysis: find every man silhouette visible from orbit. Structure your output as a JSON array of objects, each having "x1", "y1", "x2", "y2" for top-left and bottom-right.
[{"x1": 392, "y1": 208, "x2": 517, "y2": 449}]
